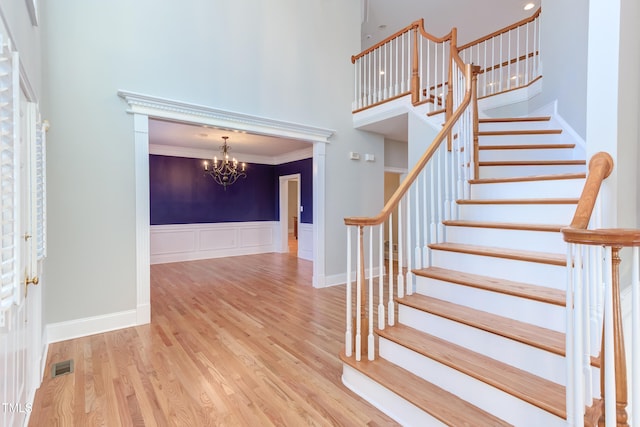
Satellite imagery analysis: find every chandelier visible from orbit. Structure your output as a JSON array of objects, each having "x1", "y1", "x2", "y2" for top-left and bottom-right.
[{"x1": 203, "y1": 136, "x2": 247, "y2": 190}]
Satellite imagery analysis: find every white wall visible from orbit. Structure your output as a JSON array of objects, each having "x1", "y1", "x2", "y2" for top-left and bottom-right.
[
  {"x1": 40, "y1": 0, "x2": 384, "y2": 325},
  {"x1": 384, "y1": 138, "x2": 408, "y2": 171}
]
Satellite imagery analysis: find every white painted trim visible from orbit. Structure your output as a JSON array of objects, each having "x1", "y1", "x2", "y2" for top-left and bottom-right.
[
  {"x1": 298, "y1": 223, "x2": 313, "y2": 261},
  {"x1": 319, "y1": 266, "x2": 384, "y2": 288},
  {"x1": 279, "y1": 174, "x2": 301, "y2": 254},
  {"x1": 477, "y1": 78, "x2": 543, "y2": 112},
  {"x1": 150, "y1": 222, "x2": 279, "y2": 264},
  {"x1": 149, "y1": 143, "x2": 313, "y2": 166},
  {"x1": 384, "y1": 166, "x2": 409, "y2": 174},
  {"x1": 133, "y1": 114, "x2": 151, "y2": 326},
  {"x1": 46, "y1": 309, "x2": 138, "y2": 344},
  {"x1": 119, "y1": 91, "x2": 330, "y2": 291},
  {"x1": 117, "y1": 90, "x2": 335, "y2": 143},
  {"x1": 312, "y1": 142, "x2": 326, "y2": 287}
]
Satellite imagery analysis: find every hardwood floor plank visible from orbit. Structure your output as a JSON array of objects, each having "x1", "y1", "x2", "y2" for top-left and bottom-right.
[{"x1": 29, "y1": 253, "x2": 397, "y2": 426}]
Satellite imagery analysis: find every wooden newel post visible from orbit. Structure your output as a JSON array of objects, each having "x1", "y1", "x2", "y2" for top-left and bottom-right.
[
  {"x1": 411, "y1": 27, "x2": 420, "y2": 105},
  {"x1": 599, "y1": 246, "x2": 628, "y2": 427},
  {"x1": 471, "y1": 65, "x2": 480, "y2": 179}
]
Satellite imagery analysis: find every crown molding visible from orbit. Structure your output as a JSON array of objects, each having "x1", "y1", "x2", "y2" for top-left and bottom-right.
[
  {"x1": 148, "y1": 144, "x2": 312, "y2": 165},
  {"x1": 117, "y1": 90, "x2": 335, "y2": 144}
]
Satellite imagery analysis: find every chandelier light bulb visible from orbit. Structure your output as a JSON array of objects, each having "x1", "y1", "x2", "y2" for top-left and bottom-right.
[{"x1": 203, "y1": 136, "x2": 247, "y2": 190}]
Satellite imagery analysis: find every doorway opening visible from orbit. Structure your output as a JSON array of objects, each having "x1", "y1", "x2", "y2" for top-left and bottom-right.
[{"x1": 279, "y1": 174, "x2": 301, "y2": 258}]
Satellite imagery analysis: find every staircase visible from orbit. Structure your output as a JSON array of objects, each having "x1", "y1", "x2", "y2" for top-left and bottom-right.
[{"x1": 341, "y1": 116, "x2": 600, "y2": 426}]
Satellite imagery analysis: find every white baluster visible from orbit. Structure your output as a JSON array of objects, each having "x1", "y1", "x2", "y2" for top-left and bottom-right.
[
  {"x1": 346, "y1": 227, "x2": 353, "y2": 357},
  {"x1": 499, "y1": 33, "x2": 504, "y2": 92},
  {"x1": 388, "y1": 214, "x2": 395, "y2": 326},
  {"x1": 378, "y1": 224, "x2": 385, "y2": 330},
  {"x1": 401, "y1": 32, "x2": 406, "y2": 93},
  {"x1": 368, "y1": 227, "x2": 374, "y2": 361},
  {"x1": 423, "y1": 170, "x2": 430, "y2": 267},
  {"x1": 566, "y1": 243, "x2": 576, "y2": 426},
  {"x1": 437, "y1": 148, "x2": 445, "y2": 242},
  {"x1": 414, "y1": 178, "x2": 422, "y2": 269},
  {"x1": 355, "y1": 226, "x2": 362, "y2": 361},
  {"x1": 406, "y1": 191, "x2": 413, "y2": 296},
  {"x1": 397, "y1": 199, "x2": 404, "y2": 298},
  {"x1": 604, "y1": 246, "x2": 616, "y2": 425},
  {"x1": 525, "y1": 22, "x2": 530, "y2": 84},
  {"x1": 632, "y1": 246, "x2": 639, "y2": 426},
  {"x1": 366, "y1": 53, "x2": 371, "y2": 107},
  {"x1": 516, "y1": 26, "x2": 521, "y2": 87}
]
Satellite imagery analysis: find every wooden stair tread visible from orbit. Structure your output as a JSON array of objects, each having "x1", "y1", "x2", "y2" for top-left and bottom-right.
[
  {"x1": 479, "y1": 143, "x2": 575, "y2": 150},
  {"x1": 377, "y1": 324, "x2": 566, "y2": 419},
  {"x1": 428, "y1": 242, "x2": 566, "y2": 266},
  {"x1": 478, "y1": 129, "x2": 562, "y2": 136},
  {"x1": 479, "y1": 159, "x2": 586, "y2": 166},
  {"x1": 396, "y1": 294, "x2": 566, "y2": 357},
  {"x1": 340, "y1": 352, "x2": 512, "y2": 426},
  {"x1": 413, "y1": 266, "x2": 565, "y2": 306},
  {"x1": 442, "y1": 219, "x2": 565, "y2": 232},
  {"x1": 470, "y1": 172, "x2": 586, "y2": 184},
  {"x1": 457, "y1": 197, "x2": 578, "y2": 205},
  {"x1": 478, "y1": 116, "x2": 551, "y2": 123}
]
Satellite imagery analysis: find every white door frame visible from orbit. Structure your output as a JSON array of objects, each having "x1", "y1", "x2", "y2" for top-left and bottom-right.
[
  {"x1": 278, "y1": 174, "x2": 300, "y2": 254},
  {"x1": 119, "y1": 91, "x2": 335, "y2": 325}
]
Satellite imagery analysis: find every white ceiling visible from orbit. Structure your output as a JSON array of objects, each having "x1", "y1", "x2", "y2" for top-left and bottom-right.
[
  {"x1": 149, "y1": 1, "x2": 540, "y2": 154},
  {"x1": 149, "y1": 119, "x2": 310, "y2": 158}
]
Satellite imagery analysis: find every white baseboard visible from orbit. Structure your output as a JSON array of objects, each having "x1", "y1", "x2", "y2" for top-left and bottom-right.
[
  {"x1": 150, "y1": 221, "x2": 279, "y2": 264},
  {"x1": 46, "y1": 309, "x2": 138, "y2": 344},
  {"x1": 320, "y1": 266, "x2": 384, "y2": 288}
]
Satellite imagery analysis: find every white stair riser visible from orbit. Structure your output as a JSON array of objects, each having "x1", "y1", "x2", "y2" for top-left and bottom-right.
[
  {"x1": 342, "y1": 365, "x2": 447, "y2": 427},
  {"x1": 478, "y1": 133, "x2": 564, "y2": 146},
  {"x1": 457, "y1": 203, "x2": 576, "y2": 225},
  {"x1": 478, "y1": 148, "x2": 575, "y2": 162},
  {"x1": 471, "y1": 178, "x2": 584, "y2": 200},
  {"x1": 479, "y1": 164, "x2": 586, "y2": 178},
  {"x1": 397, "y1": 305, "x2": 566, "y2": 386},
  {"x1": 379, "y1": 337, "x2": 566, "y2": 427},
  {"x1": 445, "y1": 226, "x2": 566, "y2": 253},
  {"x1": 415, "y1": 276, "x2": 565, "y2": 332},
  {"x1": 478, "y1": 121, "x2": 553, "y2": 132},
  {"x1": 430, "y1": 249, "x2": 566, "y2": 289}
]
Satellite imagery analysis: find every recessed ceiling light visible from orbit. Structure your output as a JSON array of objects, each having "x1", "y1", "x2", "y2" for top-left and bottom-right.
[
  {"x1": 378, "y1": 24, "x2": 387, "y2": 30},
  {"x1": 524, "y1": 2, "x2": 535, "y2": 10}
]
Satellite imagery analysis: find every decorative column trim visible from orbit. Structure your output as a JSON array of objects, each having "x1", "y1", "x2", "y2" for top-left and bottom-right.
[{"x1": 118, "y1": 90, "x2": 333, "y2": 291}]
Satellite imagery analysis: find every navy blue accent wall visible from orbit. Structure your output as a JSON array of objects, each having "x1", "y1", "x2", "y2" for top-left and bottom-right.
[
  {"x1": 275, "y1": 158, "x2": 313, "y2": 223},
  {"x1": 150, "y1": 155, "x2": 313, "y2": 225},
  {"x1": 150, "y1": 155, "x2": 277, "y2": 225}
]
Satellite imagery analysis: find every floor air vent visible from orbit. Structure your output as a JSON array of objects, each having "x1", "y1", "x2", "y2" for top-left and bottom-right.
[{"x1": 51, "y1": 360, "x2": 74, "y2": 378}]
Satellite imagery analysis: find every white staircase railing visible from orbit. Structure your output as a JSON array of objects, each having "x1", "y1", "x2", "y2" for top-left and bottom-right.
[
  {"x1": 352, "y1": 20, "x2": 454, "y2": 114},
  {"x1": 344, "y1": 57, "x2": 476, "y2": 362},
  {"x1": 458, "y1": 8, "x2": 541, "y2": 99},
  {"x1": 562, "y1": 152, "x2": 638, "y2": 426}
]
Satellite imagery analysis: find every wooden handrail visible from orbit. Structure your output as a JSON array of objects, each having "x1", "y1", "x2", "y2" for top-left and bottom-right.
[
  {"x1": 566, "y1": 152, "x2": 614, "y2": 230},
  {"x1": 345, "y1": 63, "x2": 474, "y2": 227},
  {"x1": 562, "y1": 228, "x2": 640, "y2": 247},
  {"x1": 351, "y1": 19, "x2": 453, "y2": 63},
  {"x1": 457, "y1": 7, "x2": 542, "y2": 51}
]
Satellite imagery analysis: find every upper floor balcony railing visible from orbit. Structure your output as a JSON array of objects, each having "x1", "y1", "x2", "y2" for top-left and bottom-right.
[{"x1": 351, "y1": 8, "x2": 541, "y2": 115}]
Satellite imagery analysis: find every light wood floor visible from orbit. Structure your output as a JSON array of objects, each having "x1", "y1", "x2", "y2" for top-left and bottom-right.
[{"x1": 29, "y1": 253, "x2": 398, "y2": 426}]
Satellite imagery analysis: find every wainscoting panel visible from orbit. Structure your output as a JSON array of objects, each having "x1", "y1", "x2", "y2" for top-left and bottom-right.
[
  {"x1": 298, "y1": 223, "x2": 313, "y2": 261},
  {"x1": 150, "y1": 222, "x2": 279, "y2": 264}
]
